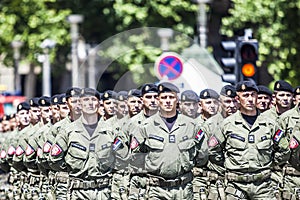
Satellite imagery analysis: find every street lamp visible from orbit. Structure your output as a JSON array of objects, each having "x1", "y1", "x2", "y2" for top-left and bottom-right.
[
  {"x1": 11, "y1": 40, "x2": 24, "y2": 94},
  {"x1": 191, "y1": 0, "x2": 211, "y2": 48},
  {"x1": 67, "y1": 14, "x2": 84, "y2": 87},
  {"x1": 40, "y1": 39, "x2": 56, "y2": 96},
  {"x1": 157, "y1": 28, "x2": 173, "y2": 51}
]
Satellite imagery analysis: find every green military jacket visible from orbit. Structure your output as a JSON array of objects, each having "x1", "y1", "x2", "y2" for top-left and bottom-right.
[
  {"x1": 36, "y1": 122, "x2": 52, "y2": 172},
  {"x1": 288, "y1": 121, "x2": 300, "y2": 171},
  {"x1": 50, "y1": 116, "x2": 128, "y2": 179},
  {"x1": 23, "y1": 122, "x2": 43, "y2": 171},
  {"x1": 0, "y1": 131, "x2": 12, "y2": 172},
  {"x1": 209, "y1": 110, "x2": 290, "y2": 174},
  {"x1": 279, "y1": 104, "x2": 300, "y2": 137},
  {"x1": 131, "y1": 112, "x2": 208, "y2": 179}
]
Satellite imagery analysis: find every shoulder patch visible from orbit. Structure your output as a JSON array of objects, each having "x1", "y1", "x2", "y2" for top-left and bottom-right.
[
  {"x1": 195, "y1": 129, "x2": 205, "y2": 142},
  {"x1": 25, "y1": 145, "x2": 35, "y2": 156},
  {"x1": 43, "y1": 141, "x2": 52, "y2": 153},
  {"x1": 7, "y1": 146, "x2": 16, "y2": 155},
  {"x1": 290, "y1": 137, "x2": 299, "y2": 149},
  {"x1": 0, "y1": 150, "x2": 6, "y2": 158},
  {"x1": 37, "y1": 147, "x2": 42, "y2": 157},
  {"x1": 112, "y1": 138, "x2": 122, "y2": 151},
  {"x1": 51, "y1": 144, "x2": 63, "y2": 156},
  {"x1": 208, "y1": 136, "x2": 219, "y2": 147},
  {"x1": 15, "y1": 146, "x2": 24, "y2": 156},
  {"x1": 274, "y1": 129, "x2": 284, "y2": 143},
  {"x1": 130, "y1": 137, "x2": 139, "y2": 150}
]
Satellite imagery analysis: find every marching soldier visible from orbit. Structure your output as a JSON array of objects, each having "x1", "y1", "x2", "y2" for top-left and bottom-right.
[
  {"x1": 256, "y1": 85, "x2": 272, "y2": 113},
  {"x1": 209, "y1": 81, "x2": 290, "y2": 199},
  {"x1": 50, "y1": 88, "x2": 128, "y2": 199},
  {"x1": 130, "y1": 82, "x2": 208, "y2": 199},
  {"x1": 202, "y1": 85, "x2": 237, "y2": 200},
  {"x1": 101, "y1": 90, "x2": 117, "y2": 122},
  {"x1": 293, "y1": 86, "x2": 300, "y2": 106},
  {"x1": 193, "y1": 88, "x2": 220, "y2": 200},
  {"x1": 116, "y1": 91, "x2": 129, "y2": 120}
]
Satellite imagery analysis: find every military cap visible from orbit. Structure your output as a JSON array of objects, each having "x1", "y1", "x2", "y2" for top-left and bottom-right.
[
  {"x1": 10, "y1": 113, "x2": 16, "y2": 119},
  {"x1": 128, "y1": 89, "x2": 142, "y2": 98},
  {"x1": 141, "y1": 83, "x2": 158, "y2": 96},
  {"x1": 80, "y1": 88, "x2": 101, "y2": 100},
  {"x1": 294, "y1": 86, "x2": 300, "y2": 96},
  {"x1": 38, "y1": 96, "x2": 51, "y2": 107},
  {"x1": 220, "y1": 85, "x2": 236, "y2": 98},
  {"x1": 158, "y1": 82, "x2": 180, "y2": 94},
  {"x1": 51, "y1": 94, "x2": 61, "y2": 105},
  {"x1": 200, "y1": 89, "x2": 219, "y2": 100},
  {"x1": 57, "y1": 94, "x2": 67, "y2": 104},
  {"x1": 102, "y1": 90, "x2": 117, "y2": 101},
  {"x1": 273, "y1": 80, "x2": 293, "y2": 93},
  {"x1": 181, "y1": 90, "x2": 199, "y2": 102},
  {"x1": 257, "y1": 85, "x2": 272, "y2": 96},
  {"x1": 29, "y1": 97, "x2": 40, "y2": 107},
  {"x1": 2, "y1": 115, "x2": 10, "y2": 121},
  {"x1": 236, "y1": 81, "x2": 259, "y2": 92},
  {"x1": 65, "y1": 87, "x2": 81, "y2": 99},
  {"x1": 17, "y1": 102, "x2": 30, "y2": 112},
  {"x1": 116, "y1": 91, "x2": 128, "y2": 101}
]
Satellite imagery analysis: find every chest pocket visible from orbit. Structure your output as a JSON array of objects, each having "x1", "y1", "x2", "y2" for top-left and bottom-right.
[
  {"x1": 227, "y1": 133, "x2": 246, "y2": 150},
  {"x1": 96, "y1": 134, "x2": 115, "y2": 170},
  {"x1": 145, "y1": 136, "x2": 165, "y2": 150},
  {"x1": 256, "y1": 137, "x2": 273, "y2": 165},
  {"x1": 65, "y1": 142, "x2": 88, "y2": 171}
]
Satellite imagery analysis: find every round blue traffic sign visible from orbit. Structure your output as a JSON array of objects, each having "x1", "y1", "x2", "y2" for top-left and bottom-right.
[{"x1": 157, "y1": 54, "x2": 183, "y2": 80}]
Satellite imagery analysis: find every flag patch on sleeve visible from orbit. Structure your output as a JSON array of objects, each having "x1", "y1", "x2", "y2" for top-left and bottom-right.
[
  {"x1": 15, "y1": 146, "x2": 24, "y2": 156},
  {"x1": 273, "y1": 129, "x2": 284, "y2": 143},
  {"x1": 25, "y1": 145, "x2": 35, "y2": 156},
  {"x1": 7, "y1": 146, "x2": 16, "y2": 155},
  {"x1": 130, "y1": 137, "x2": 139, "y2": 150},
  {"x1": 43, "y1": 141, "x2": 52, "y2": 153},
  {"x1": 51, "y1": 144, "x2": 63, "y2": 156},
  {"x1": 113, "y1": 138, "x2": 122, "y2": 151},
  {"x1": 208, "y1": 136, "x2": 219, "y2": 147},
  {"x1": 0, "y1": 150, "x2": 6, "y2": 158},
  {"x1": 195, "y1": 129, "x2": 205, "y2": 142}
]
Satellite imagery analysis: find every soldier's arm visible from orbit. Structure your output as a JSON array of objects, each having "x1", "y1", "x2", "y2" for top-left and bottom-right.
[
  {"x1": 288, "y1": 121, "x2": 300, "y2": 170},
  {"x1": 207, "y1": 121, "x2": 226, "y2": 166},
  {"x1": 194, "y1": 122, "x2": 208, "y2": 167},
  {"x1": 272, "y1": 123, "x2": 291, "y2": 165},
  {"x1": 48, "y1": 125, "x2": 70, "y2": 171}
]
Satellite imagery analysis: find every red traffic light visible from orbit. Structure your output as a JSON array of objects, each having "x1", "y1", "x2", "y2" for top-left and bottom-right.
[
  {"x1": 242, "y1": 63, "x2": 256, "y2": 77},
  {"x1": 240, "y1": 43, "x2": 257, "y2": 61}
]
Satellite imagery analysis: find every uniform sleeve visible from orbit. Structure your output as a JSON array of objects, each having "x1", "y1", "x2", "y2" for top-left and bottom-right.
[
  {"x1": 272, "y1": 123, "x2": 291, "y2": 165},
  {"x1": 288, "y1": 122, "x2": 300, "y2": 171},
  {"x1": 194, "y1": 123, "x2": 208, "y2": 167},
  {"x1": 207, "y1": 121, "x2": 226, "y2": 166},
  {"x1": 48, "y1": 125, "x2": 70, "y2": 171}
]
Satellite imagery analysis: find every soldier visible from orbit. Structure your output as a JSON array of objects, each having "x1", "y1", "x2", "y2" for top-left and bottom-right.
[
  {"x1": 256, "y1": 85, "x2": 272, "y2": 113},
  {"x1": 48, "y1": 87, "x2": 82, "y2": 200},
  {"x1": 50, "y1": 88, "x2": 127, "y2": 199},
  {"x1": 130, "y1": 82, "x2": 208, "y2": 199},
  {"x1": 57, "y1": 94, "x2": 70, "y2": 120},
  {"x1": 180, "y1": 90, "x2": 199, "y2": 119},
  {"x1": 261, "y1": 80, "x2": 293, "y2": 198},
  {"x1": 101, "y1": 90, "x2": 117, "y2": 122},
  {"x1": 116, "y1": 91, "x2": 128, "y2": 120},
  {"x1": 293, "y1": 86, "x2": 300, "y2": 107},
  {"x1": 201, "y1": 85, "x2": 238, "y2": 200},
  {"x1": 5, "y1": 102, "x2": 31, "y2": 199},
  {"x1": 193, "y1": 88, "x2": 220, "y2": 200},
  {"x1": 127, "y1": 83, "x2": 159, "y2": 199},
  {"x1": 209, "y1": 81, "x2": 290, "y2": 199}
]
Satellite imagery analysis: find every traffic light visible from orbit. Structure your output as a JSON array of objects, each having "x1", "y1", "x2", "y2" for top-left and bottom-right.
[
  {"x1": 237, "y1": 39, "x2": 259, "y2": 83},
  {"x1": 220, "y1": 41, "x2": 237, "y2": 84}
]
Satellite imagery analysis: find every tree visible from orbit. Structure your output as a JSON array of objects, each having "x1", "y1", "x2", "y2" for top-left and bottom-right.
[{"x1": 220, "y1": 0, "x2": 300, "y2": 86}]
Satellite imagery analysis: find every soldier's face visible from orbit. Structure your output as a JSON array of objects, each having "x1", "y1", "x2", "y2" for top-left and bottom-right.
[
  {"x1": 256, "y1": 94, "x2": 271, "y2": 111},
  {"x1": 51, "y1": 105, "x2": 60, "y2": 121},
  {"x1": 80, "y1": 96, "x2": 99, "y2": 115},
  {"x1": 158, "y1": 92, "x2": 178, "y2": 113},
  {"x1": 127, "y1": 96, "x2": 142, "y2": 116},
  {"x1": 30, "y1": 107, "x2": 41, "y2": 123},
  {"x1": 142, "y1": 93, "x2": 158, "y2": 111},
  {"x1": 2, "y1": 121, "x2": 10, "y2": 132},
  {"x1": 117, "y1": 101, "x2": 128, "y2": 116},
  {"x1": 275, "y1": 91, "x2": 293, "y2": 109},
  {"x1": 67, "y1": 97, "x2": 82, "y2": 115},
  {"x1": 103, "y1": 99, "x2": 117, "y2": 116},
  {"x1": 17, "y1": 110, "x2": 30, "y2": 126},
  {"x1": 40, "y1": 106, "x2": 52, "y2": 123},
  {"x1": 220, "y1": 96, "x2": 238, "y2": 116},
  {"x1": 59, "y1": 104, "x2": 70, "y2": 119},
  {"x1": 180, "y1": 101, "x2": 198, "y2": 118},
  {"x1": 236, "y1": 91, "x2": 257, "y2": 111},
  {"x1": 200, "y1": 98, "x2": 219, "y2": 116},
  {"x1": 294, "y1": 95, "x2": 300, "y2": 106}
]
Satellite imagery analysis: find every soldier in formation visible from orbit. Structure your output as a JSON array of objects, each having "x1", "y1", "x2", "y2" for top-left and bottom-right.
[{"x1": 1, "y1": 79, "x2": 300, "y2": 199}]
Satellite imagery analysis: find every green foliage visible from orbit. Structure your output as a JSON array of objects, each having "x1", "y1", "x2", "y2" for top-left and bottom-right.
[
  {"x1": 221, "y1": 0, "x2": 300, "y2": 86},
  {"x1": 0, "y1": 0, "x2": 71, "y2": 66}
]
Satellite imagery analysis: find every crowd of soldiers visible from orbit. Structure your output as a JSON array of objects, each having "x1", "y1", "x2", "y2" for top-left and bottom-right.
[{"x1": 0, "y1": 79, "x2": 299, "y2": 200}]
